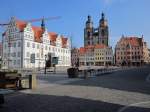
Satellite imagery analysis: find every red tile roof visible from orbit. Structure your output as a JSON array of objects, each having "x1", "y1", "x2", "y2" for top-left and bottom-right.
[
  {"x1": 16, "y1": 20, "x2": 27, "y2": 31},
  {"x1": 85, "y1": 45, "x2": 95, "y2": 49},
  {"x1": 32, "y1": 26, "x2": 43, "y2": 42},
  {"x1": 3, "y1": 18, "x2": 69, "y2": 48},
  {"x1": 61, "y1": 36, "x2": 68, "y2": 48},
  {"x1": 49, "y1": 32, "x2": 57, "y2": 46},
  {"x1": 95, "y1": 44, "x2": 107, "y2": 49},
  {"x1": 120, "y1": 37, "x2": 142, "y2": 47},
  {"x1": 79, "y1": 44, "x2": 108, "y2": 54},
  {"x1": 79, "y1": 47, "x2": 86, "y2": 54}
]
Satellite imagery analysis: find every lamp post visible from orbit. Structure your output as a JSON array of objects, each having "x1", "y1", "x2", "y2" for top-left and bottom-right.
[{"x1": 44, "y1": 55, "x2": 47, "y2": 74}]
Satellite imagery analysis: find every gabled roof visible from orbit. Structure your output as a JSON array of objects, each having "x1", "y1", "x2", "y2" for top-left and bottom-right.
[
  {"x1": 32, "y1": 26, "x2": 43, "y2": 43},
  {"x1": 79, "y1": 47, "x2": 86, "y2": 54},
  {"x1": 16, "y1": 20, "x2": 44, "y2": 42},
  {"x1": 61, "y1": 36, "x2": 68, "y2": 48},
  {"x1": 3, "y1": 18, "x2": 69, "y2": 48},
  {"x1": 120, "y1": 37, "x2": 143, "y2": 47},
  {"x1": 49, "y1": 32, "x2": 57, "y2": 42},
  {"x1": 16, "y1": 20, "x2": 27, "y2": 31}
]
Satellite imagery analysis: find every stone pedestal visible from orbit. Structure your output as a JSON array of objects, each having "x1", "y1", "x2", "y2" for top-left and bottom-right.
[{"x1": 29, "y1": 74, "x2": 37, "y2": 89}]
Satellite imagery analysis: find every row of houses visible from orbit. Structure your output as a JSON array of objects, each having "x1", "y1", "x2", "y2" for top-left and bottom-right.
[
  {"x1": 1, "y1": 15, "x2": 150, "y2": 69},
  {"x1": 71, "y1": 36, "x2": 150, "y2": 67},
  {"x1": 71, "y1": 13, "x2": 150, "y2": 67}
]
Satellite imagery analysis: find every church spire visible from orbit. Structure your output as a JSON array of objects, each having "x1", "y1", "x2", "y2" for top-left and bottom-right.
[
  {"x1": 86, "y1": 15, "x2": 93, "y2": 28},
  {"x1": 101, "y1": 12, "x2": 105, "y2": 20},
  {"x1": 41, "y1": 17, "x2": 45, "y2": 31},
  {"x1": 87, "y1": 15, "x2": 92, "y2": 22}
]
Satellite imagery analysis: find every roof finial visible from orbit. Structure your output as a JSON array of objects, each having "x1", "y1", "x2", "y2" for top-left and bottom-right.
[
  {"x1": 101, "y1": 12, "x2": 105, "y2": 20},
  {"x1": 87, "y1": 15, "x2": 92, "y2": 22},
  {"x1": 41, "y1": 16, "x2": 45, "y2": 31}
]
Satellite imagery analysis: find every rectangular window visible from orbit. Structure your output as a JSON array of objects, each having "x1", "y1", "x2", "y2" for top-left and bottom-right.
[
  {"x1": 45, "y1": 46, "x2": 47, "y2": 50},
  {"x1": 27, "y1": 42, "x2": 30, "y2": 47},
  {"x1": 5, "y1": 44, "x2": 7, "y2": 49},
  {"x1": 32, "y1": 43, "x2": 35, "y2": 48},
  {"x1": 18, "y1": 41, "x2": 21, "y2": 47},
  {"x1": 37, "y1": 44, "x2": 39, "y2": 49},
  {"x1": 14, "y1": 60, "x2": 16, "y2": 65},
  {"x1": 17, "y1": 60, "x2": 20, "y2": 65},
  {"x1": 37, "y1": 53, "x2": 39, "y2": 58},
  {"x1": 14, "y1": 52, "x2": 16, "y2": 57},
  {"x1": 14, "y1": 42, "x2": 16, "y2": 47},
  {"x1": 26, "y1": 52, "x2": 30, "y2": 57},
  {"x1": 18, "y1": 52, "x2": 20, "y2": 57}
]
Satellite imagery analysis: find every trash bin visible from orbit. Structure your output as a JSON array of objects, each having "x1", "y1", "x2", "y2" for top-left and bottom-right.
[{"x1": 67, "y1": 68, "x2": 79, "y2": 78}]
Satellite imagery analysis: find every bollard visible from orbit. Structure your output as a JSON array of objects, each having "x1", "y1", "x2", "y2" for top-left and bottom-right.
[
  {"x1": 84, "y1": 70, "x2": 88, "y2": 79},
  {"x1": 29, "y1": 74, "x2": 37, "y2": 89}
]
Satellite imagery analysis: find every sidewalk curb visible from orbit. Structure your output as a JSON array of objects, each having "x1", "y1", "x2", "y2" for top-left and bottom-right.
[{"x1": 118, "y1": 101, "x2": 150, "y2": 112}]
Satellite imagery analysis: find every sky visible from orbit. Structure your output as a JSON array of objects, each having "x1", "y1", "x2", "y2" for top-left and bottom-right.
[{"x1": 0, "y1": 0, "x2": 150, "y2": 48}]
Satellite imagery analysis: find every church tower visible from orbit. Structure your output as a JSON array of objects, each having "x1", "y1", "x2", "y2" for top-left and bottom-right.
[
  {"x1": 84, "y1": 15, "x2": 93, "y2": 46},
  {"x1": 98, "y1": 13, "x2": 109, "y2": 46}
]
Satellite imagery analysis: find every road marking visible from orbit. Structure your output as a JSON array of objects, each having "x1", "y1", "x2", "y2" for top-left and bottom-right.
[
  {"x1": 146, "y1": 73, "x2": 150, "y2": 83},
  {"x1": 118, "y1": 101, "x2": 150, "y2": 112}
]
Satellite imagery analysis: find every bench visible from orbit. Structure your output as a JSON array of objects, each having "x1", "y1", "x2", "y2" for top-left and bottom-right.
[{"x1": 0, "y1": 73, "x2": 20, "y2": 89}]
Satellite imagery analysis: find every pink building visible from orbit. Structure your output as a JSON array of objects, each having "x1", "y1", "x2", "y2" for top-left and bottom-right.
[
  {"x1": 115, "y1": 36, "x2": 150, "y2": 66},
  {"x1": 71, "y1": 48, "x2": 79, "y2": 67}
]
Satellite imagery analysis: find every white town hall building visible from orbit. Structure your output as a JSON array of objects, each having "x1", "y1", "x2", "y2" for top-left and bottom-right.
[{"x1": 2, "y1": 17, "x2": 71, "y2": 69}]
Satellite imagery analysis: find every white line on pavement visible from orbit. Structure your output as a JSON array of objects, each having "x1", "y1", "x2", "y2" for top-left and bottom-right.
[
  {"x1": 146, "y1": 73, "x2": 150, "y2": 83},
  {"x1": 118, "y1": 101, "x2": 150, "y2": 112}
]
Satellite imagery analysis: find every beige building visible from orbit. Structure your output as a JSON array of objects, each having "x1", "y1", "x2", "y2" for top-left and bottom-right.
[
  {"x1": 143, "y1": 42, "x2": 150, "y2": 64},
  {"x1": 94, "y1": 44, "x2": 113, "y2": 66}
]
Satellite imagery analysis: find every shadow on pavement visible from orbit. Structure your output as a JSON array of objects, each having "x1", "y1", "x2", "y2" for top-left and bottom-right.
[
  {"x1": 64, "y1": 67, "x2": 150, "y2": 95},
  {"x1": 0, "y1": 92, "x2": 150, "y2": 112}
]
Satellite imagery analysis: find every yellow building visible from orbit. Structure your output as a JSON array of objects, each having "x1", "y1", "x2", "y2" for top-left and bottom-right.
[
  {"x1": 79, "y1": 44, "x2": 113, "y2": 66},
  {"x1": 94, "y1": 44, "x2": 113, "y2": 66}
]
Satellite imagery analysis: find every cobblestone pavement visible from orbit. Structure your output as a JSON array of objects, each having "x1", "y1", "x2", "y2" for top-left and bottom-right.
[{"x1": 0, "y1": 67, "x2": 150, "y2": 112}]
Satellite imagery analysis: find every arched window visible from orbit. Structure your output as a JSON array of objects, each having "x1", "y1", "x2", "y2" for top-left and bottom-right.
[
  {"x1": 102, "y1": 40, "x2": 104, "y2": 44},
  {"x1": 87, "y1": 31, "x2": 90, "y2": 37},
  {"x1": 101, "y1": 29, "x2": 105, "y2": 36}
]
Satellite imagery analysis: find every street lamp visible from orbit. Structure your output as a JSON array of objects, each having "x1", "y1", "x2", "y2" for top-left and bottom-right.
[{"x1": 44, "y1": 55, "x2": 47, "y2": 74}]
